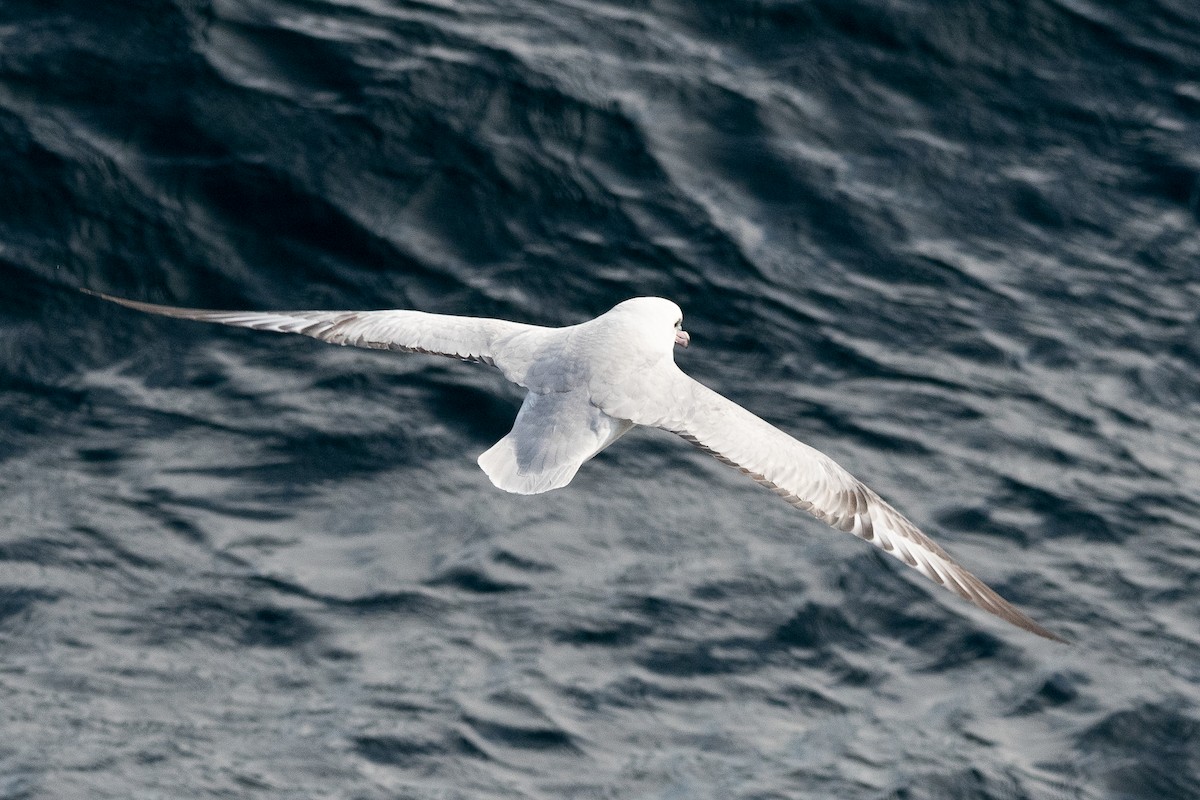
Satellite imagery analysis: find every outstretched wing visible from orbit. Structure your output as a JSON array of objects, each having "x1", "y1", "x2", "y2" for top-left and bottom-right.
[
  {"x1": 84, "y1": 290, "x2": 536, "y2": 368},
  {"x1": 642, "y1": 369, "x2": 1062, "y2": 641}
]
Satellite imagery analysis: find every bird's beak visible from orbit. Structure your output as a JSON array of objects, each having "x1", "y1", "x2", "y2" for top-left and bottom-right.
[{"x1": 674, "y1": 330, "x2": 690, "y2": 348}]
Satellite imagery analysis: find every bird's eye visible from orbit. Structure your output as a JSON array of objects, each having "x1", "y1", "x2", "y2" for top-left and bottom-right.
[{"x1": 674, "y1": 318, "x2": 682, "y2": 328}]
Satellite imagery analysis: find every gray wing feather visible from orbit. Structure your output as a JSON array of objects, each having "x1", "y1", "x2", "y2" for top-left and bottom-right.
[
  {"x1": 651, "y1": 370, "x2": 1063, "y2": 642},
  {"x1": 84, "y1": 290, "x2": 533, "y2": 367}
]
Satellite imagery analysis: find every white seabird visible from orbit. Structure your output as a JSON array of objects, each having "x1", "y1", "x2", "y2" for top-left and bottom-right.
[{"x1": 85, "y1": 290, "x2": 1062, "y2": 641}]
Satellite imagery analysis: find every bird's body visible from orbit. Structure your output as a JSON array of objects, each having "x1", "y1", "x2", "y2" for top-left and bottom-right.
[{"x1": 86, "y1": 290, "x2": 1062, "y2": 641}]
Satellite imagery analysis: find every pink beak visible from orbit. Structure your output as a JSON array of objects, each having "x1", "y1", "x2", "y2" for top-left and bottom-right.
[{"x1": 675, "y1": 330, "x2": 690, "y2": 348}]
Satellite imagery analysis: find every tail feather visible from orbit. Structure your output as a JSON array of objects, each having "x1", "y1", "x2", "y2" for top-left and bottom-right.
[{"x1": 477, "y1": 390, "x2": 633, "y2": 495}]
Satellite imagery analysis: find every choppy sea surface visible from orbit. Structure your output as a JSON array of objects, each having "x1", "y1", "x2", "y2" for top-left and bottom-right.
[{"x1": 3, "y1": 1, "x2": 1200, "y2": 797}]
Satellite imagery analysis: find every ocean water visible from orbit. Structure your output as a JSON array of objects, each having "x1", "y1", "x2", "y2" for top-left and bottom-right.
[{"x1": 2, "y1": 0, "x2": 1199, "y2": 797}]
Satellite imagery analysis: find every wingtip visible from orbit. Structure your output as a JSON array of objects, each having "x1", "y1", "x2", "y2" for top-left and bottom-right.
[
  {"x1": 979, "y1": 582, "x2": 1067, "y2": 643},
  {"x1": 1020, "y1": 617, "x2": 1069, "y2": 644},
  {"x1": 79, "y1": 287, "x2": 141, "y2": 309},
  {"x1": 79, "y1": 288, "x2": 203, "y2": 319}
]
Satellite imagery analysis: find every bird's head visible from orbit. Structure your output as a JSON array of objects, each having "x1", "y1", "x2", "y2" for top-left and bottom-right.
[{"x1": 609, "y1": 297, "x2": 690, "y2": 355}]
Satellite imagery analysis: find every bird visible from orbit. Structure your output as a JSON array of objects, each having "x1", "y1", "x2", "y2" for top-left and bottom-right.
[{"x1": 84, "y1": 289, "x2": 1062, "y2": 641}]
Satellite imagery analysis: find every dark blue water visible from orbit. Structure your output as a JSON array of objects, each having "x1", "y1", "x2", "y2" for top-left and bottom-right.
[{"x1": 3, "y1": 1, "x2": 1200, "y2": 797}]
